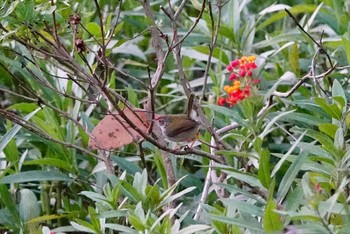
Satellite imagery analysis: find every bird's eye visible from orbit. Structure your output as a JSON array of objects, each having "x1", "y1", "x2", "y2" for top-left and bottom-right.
[{"x1": 157, "y1": 119, "x2": 165, "y2": 126}]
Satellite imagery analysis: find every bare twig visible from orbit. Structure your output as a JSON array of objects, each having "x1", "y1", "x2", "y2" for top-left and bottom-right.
[{"x1": 200, "y1": 0, "x2": 222, "y2": 101}]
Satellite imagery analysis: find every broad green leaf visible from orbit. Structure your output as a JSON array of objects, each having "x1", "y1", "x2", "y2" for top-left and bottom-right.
[
  {"x1": 289, "y1": 42, "x2": 300, "y2": 75},
  {"x1": 153, "y1": 150, "x2": 168, "y2": 189},
  {"x1": 314, "y1": 97, "x2": 342, "y2": 120},
  {"x1": 301, "y1": 128, "x2": 339, "y2": 157},
  {"x1": 219, "y1": 25, "x2": 235, "y2": 40},
  {"x1": 0, "y1": 170, "x2": 73, "y2": 184},
  {"x1": 318, "y1": 123, "x2": 338, "y2": 139},
  {"x1": 111, "y1": 156, "x2": 142, "y2": 174},
  {"x1": 332, "y1": 80, "x2": 346, "y2": 107},
  {"x1": 253, "y1": 137, "x2": 263, "y2": 153},
  {"x1": 144, "y1": 184, "x2": 161, "y2": 207},
  {"x1": 127, "y1": 85, "x2": 139, "y2": 108},
  {"x1": 258, "y1": 149, "x2": 271, "y2": 188},
  {"x1": 128, "y1": 214, "x2": 145, "y2": 231},
  {"x1": 263, "y1": 199, "x2": 283, "y2": 232},
  {"x1": 334, "y1": 127, "x2": 345, "y2": 151},
  {"x1": 80, "y1": 191, "x2": 109, "y2": 205},
  {"x1": 121, "y1": 181, "x2": 143, "y2": 202},
  {"x1": 19, "y1": 189, "x2": 40, "y2": 222},
  {"x1": 70, "y1": 220, "x2": 95, "y2": 233},
  {"x1": 223, "y1": 199, "x2": 264, "y2": 217},
  {"x1": 284, "y1": 185, "x2": 304, "y2": 211},
  {"x1": 85, "y1": 22, "x2": 101, "y2": 37},
  {"x1": 23, "y1": 158, "x2": 76, "y2": 174},
  {"x1": 133, "y1": 170, "x2": 148, "y2": 196},
  {"x1": 114, "y1": 21, "x2": 124, "y2": 35}
]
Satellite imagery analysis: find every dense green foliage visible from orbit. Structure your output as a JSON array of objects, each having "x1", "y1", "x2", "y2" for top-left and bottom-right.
[{"x1": 1, "y1": 0, "x2": 350, "y2": 233}]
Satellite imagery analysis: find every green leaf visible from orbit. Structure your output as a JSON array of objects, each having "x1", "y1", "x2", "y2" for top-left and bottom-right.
[
  {"x1": 158, "y1": 186, "x2": 196, "y2": 210},
  {"x1": 153, "y1": 150, "x2": 168, "y2": 189},
  {"x1": 260, "y1": 110, "x2": 296, "y2": 139},
  {"x1": 258, "y1": 149, "x2": 271, "y2": 188},
  {"x1": 204, "y1": 104, "x2": 248, "y2": 128},
  {"x1": 128, "y1": 214, "x2": 145, "y2": 231},
  {"x1": 301, "y1": 128, "x2": 339, "y2": 156},
  {"x1": 121, "y1": 181, "x2": 143, "y2": 202},
  {"x1": 18, "y1": 189, "x2": 40, "y2": 222},
  {"x1": 219, "y1": 25, "x2": 235, "y2": 40},
  {"x1": 223, "y1": 168, "x2": 263, "y2": 189},
  {"x1": 127, "y1": 85, "x2": 139, "y2": 108},
  {"x1": 256, "y1": 4, "x2": 319, "y2": 31},
  {"x1": 80, "y1": 191, "x2": 108, "y2": 205},
  {"x1": 104, "y1": 223, "x2": 138, "y2": 233},
  {"x1": 277, "y1": 150, "x2": 309, "y2": 201},
  {"x1": 192, "y1": 45, "x2": 229, "y2": 65},
  {"x1": 1, "y1": 0, "x2": 20, "y2": 18},
  {"x1": 133, "y1": 170, "x2": 148, "y2": 196},
  {"x1": 334, "y1": 127, "x2": 345, "y2": 151},
  {"x1": 289, "y1": 42, "x2": 300, "y2": 75},
  {"x1": 342, "y1": 37, "x2": 350, "y2": 64},
  {"x1": 23, "y1": 158, "x2": 76, "y2": 174},
  {"x1": 253, "y1": 137, "x2": 263, "y2": 153},
  {"x1": 318, "y1": 123, "x2": 338, "y2": 139},
  {"x1": 207, "y1": 214, "x2": 263, "y2": 232},
  {"x1": 177, "y1": 225, "x2": 211, "y2": 234},
  {"x1": 263, "y1": 199, "x2": 283, "y2": 232},
  {"x1": 271, "y1": 131, "x2": 306, "y2": 178},
  {"x1": 114, "y1": 21, "x2": 124, "y2": 35},
  {"x1": 85, "y1": 22, "x2": 101, "y2": 37},
  {"x1": 0, "y1": 184, "x2": 21, "y2": 224},
  {"x1": 0, "y1": 170, "x2": 73, "y2": 184},
  {"x1": 332, "y1": 79, "x2": 346, "y2": 107},
  {"x1": 111, "y1": 156, "x2": 142, "y2": 174},
  {"x1": 97, "y1": 210, "x2": 128, "y2": 219},
  {"x1": 0, "y1": 107, "x2": 41, "y2": 154},
  {"x1": 314, "y1": 97, "x2": 342, "y2": 120},
  {"x1": 223, "y1": 199, "x2": 264, "y2": 217},
  {"x1": 71, "y1": 220, "x2": 96, "y2": 233}
]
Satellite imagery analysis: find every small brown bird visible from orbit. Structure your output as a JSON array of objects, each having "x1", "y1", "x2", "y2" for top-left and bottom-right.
[{"x1": 154, "y1": 94, "x2": 200, "y2": 142}]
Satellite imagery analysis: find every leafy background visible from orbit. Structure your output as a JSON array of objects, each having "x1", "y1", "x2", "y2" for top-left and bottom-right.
[{"x1": 1, "y1": 0, "x2": 350, "y2": 233}]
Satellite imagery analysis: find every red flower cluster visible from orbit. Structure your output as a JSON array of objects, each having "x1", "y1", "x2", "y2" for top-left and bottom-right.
[
  {"x1": 218, "y1": 55, "x2": 259, "y2": 107},
  {"x1": 227, "y1": 55, "x2": 257, "y2": 80}
]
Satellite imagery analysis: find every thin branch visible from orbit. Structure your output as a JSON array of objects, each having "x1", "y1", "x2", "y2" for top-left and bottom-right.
[
  {"x1": 200, "y1": 0, "x2": 222, "y2": 101},
  {"x1": 170, "y1": 0, "x2": 206, "y2": 50},
  {"x1": 50, "y1": 0, "x2": 60, "y2": 46},
  {"x1": 0, "y1": 87, "x2": 37, "y2": 102},
  {"x1": 174, "y1": 0, "x2": 190, "y2": 20}
]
